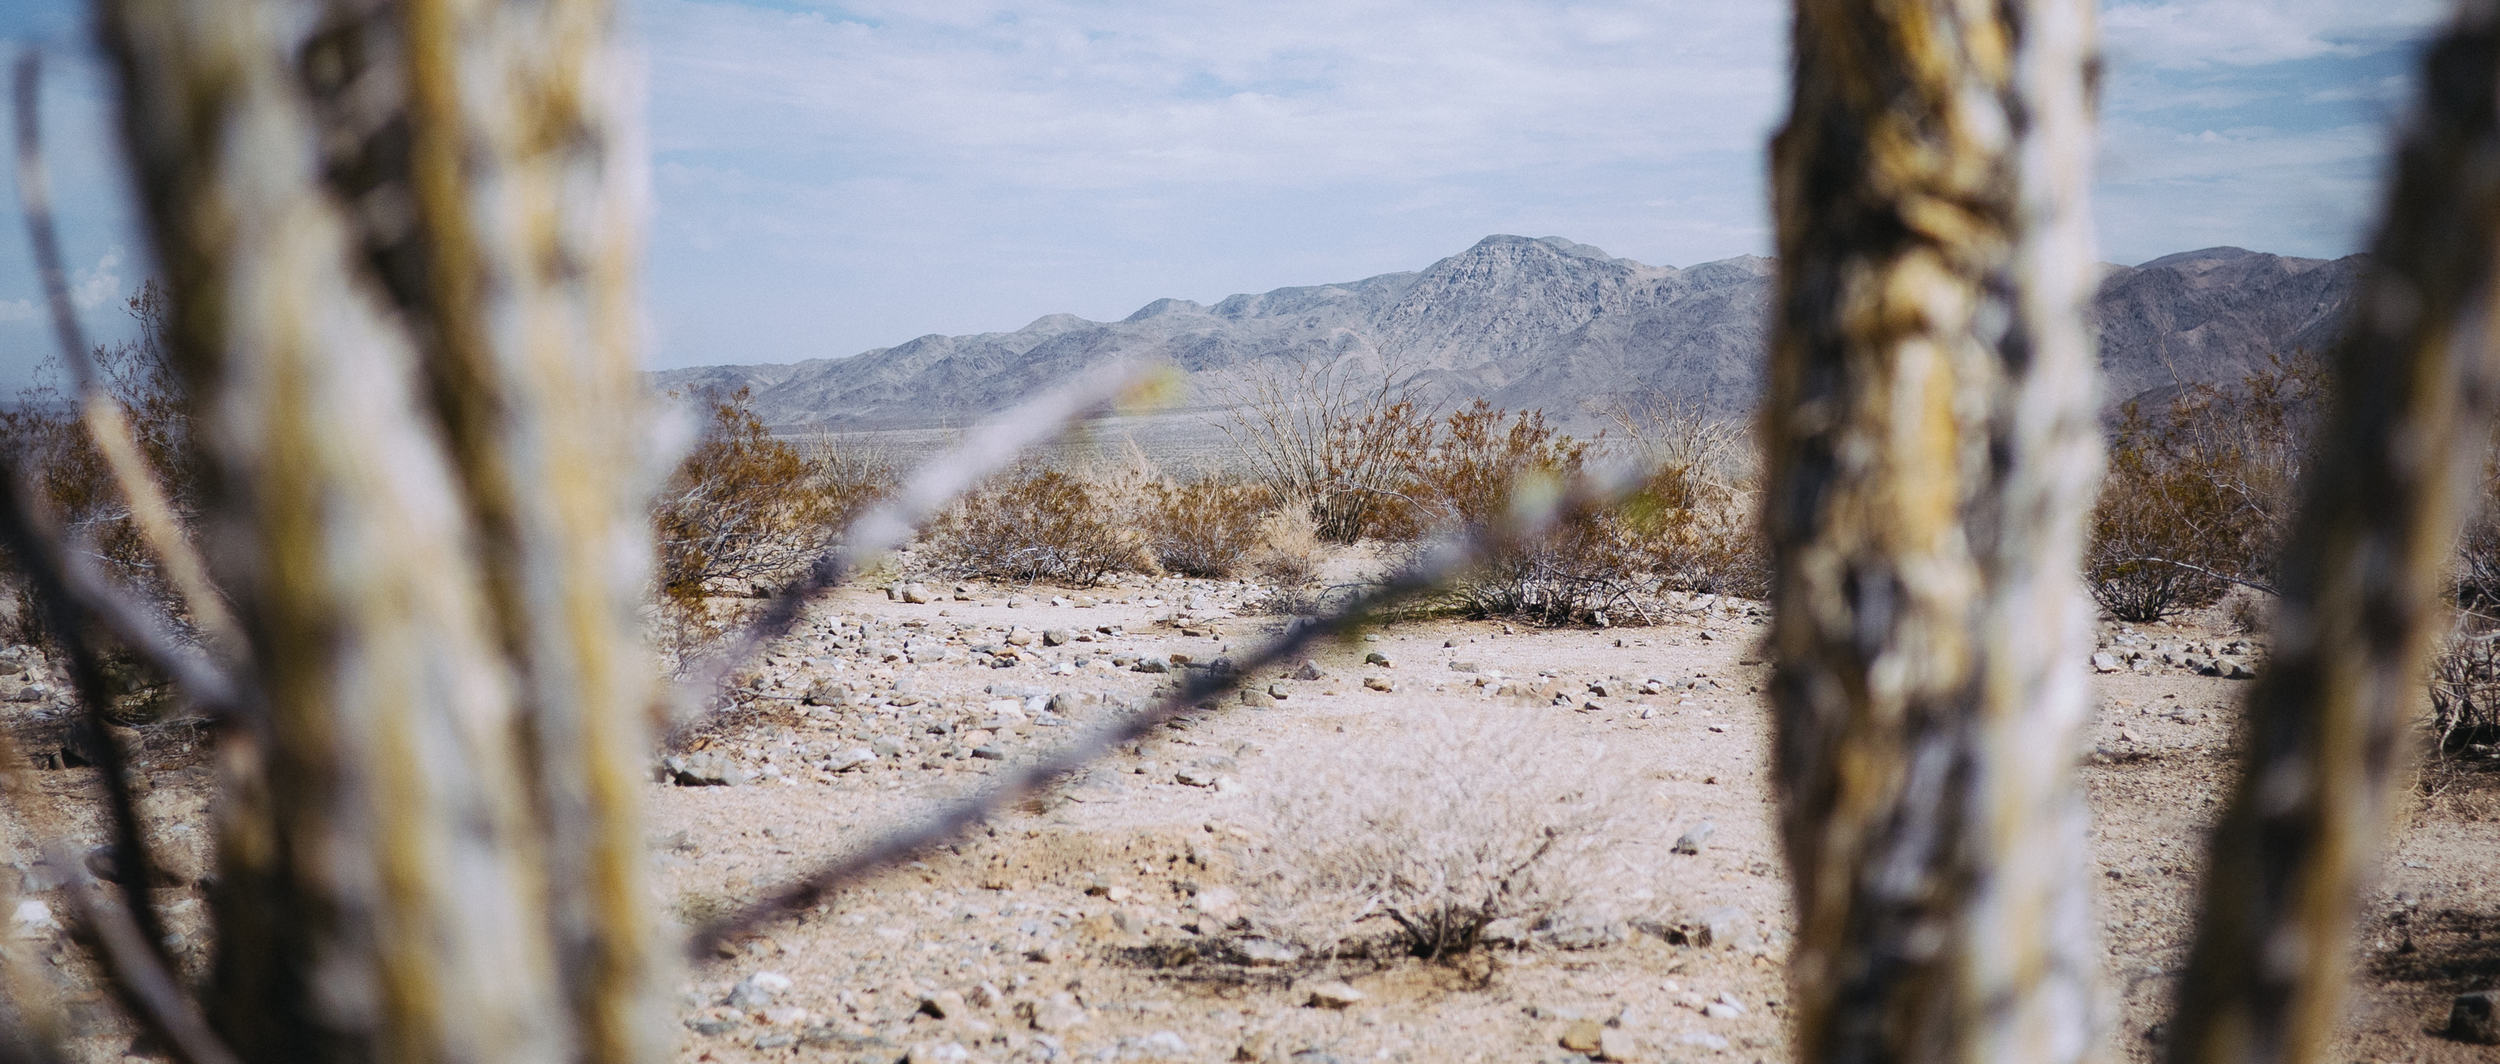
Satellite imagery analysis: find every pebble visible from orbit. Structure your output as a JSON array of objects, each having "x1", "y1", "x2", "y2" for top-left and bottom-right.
[
  {"x1": 1362, "y1": 676, "x2": 1393, "y2": 693},
  {"x1": 661, "y1": 752, "x2": 748, "y2": 787},
  {"x1": 1305, "y1": 981, "x2": 1364, "y2": 1009},
  {"x1": 1671, "y1": 820, "x2": 1716, "y2": 856},
  {"x1": 1363, "y1": 651, "x2": 1391, "y2": 667},
  {"x1": 724, "y1": 971, "x2": 792, "y2": 1010},
  {"x1": 1024, "y1": 992, "x2": 1088, "y2": 1033},
  {"x1": 1597, "y1": 1027, "x2": 1640, "y2": 1061},
  {"x1": 1291, "y1": 660, "x2": 1327, "y2": 681},
  {"x1": 1559, "y1": 1019, "x2": 1604, "y2": 1053}
]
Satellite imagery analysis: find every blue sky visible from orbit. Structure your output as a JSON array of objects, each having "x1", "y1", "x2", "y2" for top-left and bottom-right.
[{"x1": 0, "y1": 0, "x2": 2450, "y2": 386}]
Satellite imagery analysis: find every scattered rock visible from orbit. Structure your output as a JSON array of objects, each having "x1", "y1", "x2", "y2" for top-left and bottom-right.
[
  {"x1": 1363, "y1": 651, "x2": 1391, "y2": 667},
  {"x1": 918, "y1": 989, "x2": 968, "y2": 1019},
  {"x1": 1560, "y1": 1019, "x2": 1604, "y2": 1053},
  {"x1": 1450, "y1": 660, "x2": 1480, "y2": 673},
  {"x1": 1175, "y1": 768, "x2": 1222, "y2": 787},
  {"x1": 1042, "y1": 628, "x2": 1071, "y2": 646},
  {"x1": 1702, "y1": 992, "x2": 1747, "y2": 1020},
  {"x1": 2451, "y1": 990, "x2": 2500, "y2": 1045},
  {"x1": 1671, "y1": 820, "x2": 1716, "y2": 856},
  {"x1": 1240, "y1": 687, "x2": 1277, "y2": 708},
  {"x1": 1362, "y1": 676, "x2": 1394, "y2": 693},
  {"x1": 1231, "y1": 936, "x2": 1301, "y2": 966},
  {"x1": 904, "y1": 1042, "x2": 968, "y2": 1064},
  {"x1": 1596, "y1": 1027, "x2": 1640, "y2": 1062},
  {"x1": 800, "y1": 679, "x2": 851, "y2": 706},
  {"x1": 971, "y1": 745, "x2": 1007, "y2": 761},
  {"x1": 1022, "y1": 992, "x2": 1088, "y2": 1033},
  {"x1": 724, "y1": 971, "x2": 792, "y2": 1010},
  {"x1": 1291, "y1": 660, "x2": 1327, "y2": 682},
  {"x1": 1133, "y1": 657, "x2": 1171, "y2": 674},
  {"x1": 899, "y1": 583, "x2": 934, "y2": 605},
  {"x1": 2090, "y1": 651, "x2": 2121, "y2": 674},
  {"x1": 1305, "y1": 981, "x2": 1364, "y2": 1009},
  {"x1": 661, "y1": 752, "x2": 748, "y2": 787}
]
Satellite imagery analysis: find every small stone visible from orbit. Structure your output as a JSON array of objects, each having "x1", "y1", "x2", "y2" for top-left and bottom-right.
[
  {"x1": 1362, "y1": 676, "x2": 1393, "y2": 693},
  {"x1": 1291, "y1": 660, "x2": 1326, "y2": 682},
  {"x1": 900, "y1": 583, "x2": 933, "y2": 604},
  {"x1": 1042, "y1": 628, "x2": 1071, "y2": 646},
  {"x1": 1024, "y1": 992, "x2": 1088, "y2": 1033},
  {"x1": 1671, "y1": 820, "x2": 1716, "y2": 856},
  {"x1": 1175, "y1": 768, "x2": 1221, "y2": 787},
  {"x1": 2090, "y1": 651, "x2": 2121, "y2": 674},
  {"x1": 1132, "y1": 657, "x2": 1171, "y2": 674},
  {"x1": 1559, "y1": 1019, "x2": 1604, "y2": 1053},
  {"x1": 1675, "y1": 1032, "x2": 1730, "y2": 1051},
  {"x1": 1267, "y1": 682, "x2": 1291, "y2": 700},
  {"x1": 2451, "y1": 990, "x2": 2500, "y2": 1045},
  {"x1": 971, "y1": 745, "x2": 1007, "y2": 761},
  {"x1": 801, "y1": 679, "x2": 851, "y2": 706},
  {"x1": 918, "y1": 989, "x2": 968, "y2": 1019},
  {"x1": 1305, "y1": 981, "x2": 1364, "y2": 1009},
  {"x1": 663, "y1": 752, "x2": 748, "y2": 787},
  {"x1": 1005, "y1": 627, "x2": 1036, "y2": 646},
  {"x1": 1240, "y1": 688, "x2": 1277, "y2": 708},
  {"x1": 1232, "y1": 936, "x2": 1300, "y2": 966},
  {"x1": 1363, "y1": 651, "x2": 1390, "y2": 667},
  {"x1": 724, "y1": 971, "x2": 792, "y2": 1010},
  {"x1": 1702, "y1": 992, "x2": 1747, "y2": 1019},
  {"x1": 904, "y1": 1042, "x2": 968, "y2": 1064},
  {"x1": 1596, "y1": 1027, "x2": 1640, "y2": 1062},
  {"x1": 1450, "y1": 660, "x2": 1479, "y2": 673}
]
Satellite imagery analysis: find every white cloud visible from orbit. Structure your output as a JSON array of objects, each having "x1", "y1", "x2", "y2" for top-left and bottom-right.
[
  {"x1": 2102, "y1": 0, "x2": 2444, "y2": 69},
  {"x1": 0, "y1": 299, "x2": 37, "y2": 323},
  {"x1": 71, "y1": 246, "x2": 122, "y2": 311}
]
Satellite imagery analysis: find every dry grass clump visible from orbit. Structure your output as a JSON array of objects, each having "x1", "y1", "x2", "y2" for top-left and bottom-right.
[
  {"x1": 1236, "y1": 701, "x2": 1640, "y2": 960},
  {"x1": 653, "y1": 388, "x2": 892, "y2": 622},
  {"x1": 1139, "y1": 476, "x2": 1275, "y2": 578},
  {"x1": 925, "y1": 465, "x2": 1152, "y2": 586}
]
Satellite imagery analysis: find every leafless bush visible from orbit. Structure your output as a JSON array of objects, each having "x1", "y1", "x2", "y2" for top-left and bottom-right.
[
  {"x1": 1395, "y1": 402, "x2": 1653, "y2": 623},
  {"x1": 924, "y1": 465, "x2": 1151, "y2": 586},
  {"x1": 1237, "y1": 701, "x2": 1640, "y2": 960},
  {"x1": 1140, "y1": 475, "x2": 1274, "y2": 578},
  {"x1": 1602, "y1": 398, "x2": 1768, "y2": 599},
  {"x1": 2428, "y1": 622, "x2": 2500, "y2": 754},
  {"x1": 653, "y1": 388, "x2": 890, "y2": 623}
]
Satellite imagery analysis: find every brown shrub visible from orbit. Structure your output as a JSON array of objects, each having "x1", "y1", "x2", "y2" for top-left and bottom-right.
[
  {"x1": 1140, "y1": 475, "x2": 1273, "y2": 578},
  {"x1": 925, "y1": 466, "x2": 1149, "y2": 586},
  {"x1": 2086, "y1": 358, "x2": 2318, "y2": 622},
  {"x1": 653, "y1": 389, "x2": 888, "y2": 621},
  {"x1": 0, "y1": 284, "x2": 203, "y2": 641},
  {"x1": 1216, "y1": 356, "x2": 1437, "y2": 543}
]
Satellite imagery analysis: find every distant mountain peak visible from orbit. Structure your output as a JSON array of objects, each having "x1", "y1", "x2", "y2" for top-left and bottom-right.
[{"x1": 653, "y1": 236, "x2": 2366, "y2": 431}]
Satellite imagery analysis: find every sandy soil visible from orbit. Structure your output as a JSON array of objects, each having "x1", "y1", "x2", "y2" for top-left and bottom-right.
[{"x1": 4, "y1": 575, "x2": 2498, "y2": 1063}]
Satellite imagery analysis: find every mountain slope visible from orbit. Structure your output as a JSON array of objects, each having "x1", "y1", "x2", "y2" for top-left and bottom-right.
[{"x1": 656, "y1": 236, "x2": 2361, "y2": 430}]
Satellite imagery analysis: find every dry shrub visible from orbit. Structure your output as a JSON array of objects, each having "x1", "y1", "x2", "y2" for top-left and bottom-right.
[
  {"x1": 925, "y1": 466, "x2": 1150, "y2": 586},
  {"x1": 1140, "y1": 475, "x2": 1273, "y2": 578},
  {"x1": 1216, "y1": 355, "x2": 1437, "y2": 543},
  {"x1": 1244, "y1": 505, "x2": 1325, "y2": 588},
  {"x1": 2429, "y1": 624, "x2": 2500, "y2": 754},
  {"x1": 653, "y1": 388, "x2": 890, "y2": 621},
  {"x1": 0, "y1": 284, "x2": 200, "y2": 615},
  {"x1": 1238, "y1": 701, "x2": 1639, "y2": 960},
  {"x1": 1397, "y1": 402, "x2": 1649, "y2": 624},
  {"x1": 1602, "y1": 397, "x2": 1767, "y2": 599},
  {"x1": 2087, "y1": 358, "x2": 2318, "y2": 622}
]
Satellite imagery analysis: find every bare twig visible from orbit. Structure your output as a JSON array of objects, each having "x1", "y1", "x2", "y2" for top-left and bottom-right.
[
  {"x1": 668, "y1": 364, "x2": 1171, "y2": 725},
  {"x1": 2101, "y1": 556, "x2": 2282, "y2": 598},
  {"x1": 55, "y1": 853, "x2": 241, "y2": 1064},
  {"x1": 685, "y1": 463, "x2": 1642, "y2": 957}
]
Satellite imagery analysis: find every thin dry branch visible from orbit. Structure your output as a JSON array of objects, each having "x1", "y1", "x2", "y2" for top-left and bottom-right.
[
  {"x1": 686, "y1": 462, "x2": 1643, "y2": 957},
  {"x1": 56, "y1": 856, "x2": 241, "y2": 1064}
]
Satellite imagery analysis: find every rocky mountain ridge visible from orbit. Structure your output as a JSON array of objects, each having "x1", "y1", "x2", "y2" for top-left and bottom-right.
[{"x1": 658, "y1": 235, "x2": 2362, "y2": 431}]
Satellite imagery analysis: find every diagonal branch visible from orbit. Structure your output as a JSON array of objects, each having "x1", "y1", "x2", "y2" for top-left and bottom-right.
[{"x1": 685, "y1": 463, "x2": 1643, "y2": 957}]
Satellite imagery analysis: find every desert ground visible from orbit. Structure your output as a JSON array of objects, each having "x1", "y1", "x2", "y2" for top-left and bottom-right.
[{"x1": 4, "y1": 561, "x2": 2498, "y2": 1064}]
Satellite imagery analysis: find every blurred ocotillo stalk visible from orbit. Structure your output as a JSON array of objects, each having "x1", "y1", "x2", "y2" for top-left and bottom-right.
[
  {"x1": 1762, "y1": 1, "x2": 2104, "y2": 1062},
  {"x1": 2166, "y1": 10, "x2": 2500, "y2": 1064},
  {"x1": 95, "y1": 0, "x2": 669, "y2": 1058}
]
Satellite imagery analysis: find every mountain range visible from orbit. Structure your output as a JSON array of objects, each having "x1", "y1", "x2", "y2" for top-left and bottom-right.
[{"x1": 657, "y1": 235, "x2": 2363, "y2": 431}]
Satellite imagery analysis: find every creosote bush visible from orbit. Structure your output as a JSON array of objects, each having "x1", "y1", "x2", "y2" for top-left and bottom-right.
[
  {"x1": 925, "y1": 465, "x2": 1152, "y2": 586},
  {"x1": 2086, "y1": 359, "x2": 2318, "y2": 621},
  {"x1": 653, "y1": 388, "x2": 890, "y2": 623},
  {"x1": 1237, "y1": 701, "x2": 1639, "y2": 961}
]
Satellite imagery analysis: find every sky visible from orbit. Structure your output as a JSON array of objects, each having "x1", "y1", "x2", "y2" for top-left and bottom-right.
[{"x1": 0, "y1": 0, "x2": 2453, "y2": 387}]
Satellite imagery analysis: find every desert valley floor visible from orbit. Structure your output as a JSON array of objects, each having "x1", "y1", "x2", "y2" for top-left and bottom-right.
[{"x1": 5, "y1": 566, "x2": 2500, "y2": 1063}]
